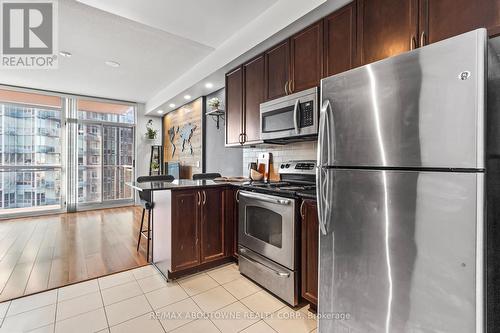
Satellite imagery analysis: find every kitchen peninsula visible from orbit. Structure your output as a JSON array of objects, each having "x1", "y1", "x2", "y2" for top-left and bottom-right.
[{"x1": 127, "y1": 180, "x2": 239, "y2": 280}]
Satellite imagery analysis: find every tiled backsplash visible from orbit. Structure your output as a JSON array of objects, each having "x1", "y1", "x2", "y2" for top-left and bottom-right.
[{"x1": 243, "y1": 141, "x2": 317, "y2": 180}]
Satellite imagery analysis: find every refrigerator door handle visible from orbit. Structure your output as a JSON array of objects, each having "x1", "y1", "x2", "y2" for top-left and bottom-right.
[
  {"x1": 317, "y1": 167, "x2": 328, "y2": 235},
  {"x1": 317, "y1": 99, "x2": 333, "y2": 235}
]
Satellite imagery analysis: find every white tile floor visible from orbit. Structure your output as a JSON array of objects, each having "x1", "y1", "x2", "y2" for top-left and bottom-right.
[{"x1": 0, "y1": 263, "x2": 317, "y2": 333}]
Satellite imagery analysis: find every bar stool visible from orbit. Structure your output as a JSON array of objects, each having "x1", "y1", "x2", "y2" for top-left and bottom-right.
[
  {"x1": 192, "y1": 173, "x2": 221, "y2": 180},
  {"x1": 136, "y1": 175, "x2": 174, "y2": 261}
]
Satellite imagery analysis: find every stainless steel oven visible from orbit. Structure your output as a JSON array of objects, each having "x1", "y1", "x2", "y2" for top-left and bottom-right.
[
  {"x1": 260, "y1": 87, "x2": 318, "y2": 143},
  {"x1": 238, "y1": 190, "x2": 299, "y2": 305}
]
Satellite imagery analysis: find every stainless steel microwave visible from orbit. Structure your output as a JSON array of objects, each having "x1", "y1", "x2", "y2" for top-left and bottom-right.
[{"x1": 260, "y1": 87, "x2": 318, "y2": 143}]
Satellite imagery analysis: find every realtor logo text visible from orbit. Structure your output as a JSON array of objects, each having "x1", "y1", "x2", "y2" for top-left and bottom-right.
[{"x1": 1, "y1": 0, "x2": 58, "y2": 68}]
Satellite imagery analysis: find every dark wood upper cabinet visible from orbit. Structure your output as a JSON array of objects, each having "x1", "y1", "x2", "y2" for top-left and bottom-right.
[
  {"x1": 301, "y1": 199, "x2": 319, "y2": 307},
  {"x1": 324, "y1": 2, "x2": 357, "y2": 77},
  {"x1": 225, "y1": 67, "x2": 243, "y2": 146},
  {"x1": 290, "y1": 21, "x2": 323, "y2": 93},
  {"x1": 200, "y1": 188, "x2": 225, "y2": 263},
  {"x1": 264, "y1": 40, "x2": 290, "y2": 100},
  {"x1": 420, "y1": 0, "x2": 500, "y2": 45},
  {"x1": 171, "y1": 190, "x2": 200, "y2": 272},
  {"x1": 357, "y1": 0, "x2": 418, "y2": 66},
  {"x1": 225, "y1": 0, "x2": 500, "y2": 146},
  {"x1": 243, "y1": 55, "x2": 265, "y2": 144}
]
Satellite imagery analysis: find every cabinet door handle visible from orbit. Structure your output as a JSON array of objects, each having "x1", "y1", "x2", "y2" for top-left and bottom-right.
[
  {"x1": 284, "y1": 81, "x2": 289, "y2": 95},
  {"x1": 235, "y1": 190, "x2": 240, "y2": 203},
  {"x1": 197, "y1": 191, "x2": 201, "y2": 206},
  {"x1": 202, "y1": 190, "x2": 206, "y2": 205},
  {"x1": 410, "y1": 35, "x2": 417, "y2": 50},
  {"x1": 420, "y1": 31, "x2": 426, "y2": 47},
  {"x1": 300, "y1": 200, "x2": 305, "y2": 218}
]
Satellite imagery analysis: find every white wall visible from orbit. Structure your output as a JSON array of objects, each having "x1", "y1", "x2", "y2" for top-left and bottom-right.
[
  {"x1": 205, "y1": 89, "x2": 244, "y2": 176},
  {"x1": 135, "y1": 103, "x2": 162, "y2": 203}
]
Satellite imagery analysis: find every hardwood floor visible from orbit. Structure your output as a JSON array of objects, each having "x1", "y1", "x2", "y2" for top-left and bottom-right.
[{"x1": 0, "y1": 206, "x2": 148, "y2": 302}]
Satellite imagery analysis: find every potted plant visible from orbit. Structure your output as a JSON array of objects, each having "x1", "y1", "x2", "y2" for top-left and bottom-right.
[
  {"x1": 151, "y1": 161, "x2": 160, "y2": 173},
  {"x1": 145, "y1": 119, "x2": 158, "y2": 140},
  {"x1": 208, "y1": 97, "x2": 221, "y2": 111}
]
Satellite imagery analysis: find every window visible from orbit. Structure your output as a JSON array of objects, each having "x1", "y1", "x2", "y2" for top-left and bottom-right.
[
  {"x1": 0, "y1": 88, "x2": 136, "y2": 216},
  {"x1": 0, "y1": 89, "x2": 62, "y2": 215},
  {"x1": 77, "y1": 99, "x2": 135, "y2": 205},
  {"x1": 77, "y1": 123, "x2": 102, "y2": 204}
]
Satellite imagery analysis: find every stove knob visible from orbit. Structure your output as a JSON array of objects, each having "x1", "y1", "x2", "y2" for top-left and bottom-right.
[
  {"x1": 286, "y1": 164, "x2": 290, "y2": 168},
  {"x1": 280, "y1": 164, "x2": 285, "y2": 169}
]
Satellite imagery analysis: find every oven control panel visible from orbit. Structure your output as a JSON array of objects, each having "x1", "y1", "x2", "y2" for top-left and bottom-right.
[{"x1": 279, "y1": 160, "x2": 316, "y2": 175}]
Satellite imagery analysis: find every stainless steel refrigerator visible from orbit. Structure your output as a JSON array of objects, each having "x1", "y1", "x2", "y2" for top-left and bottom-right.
[{"x1": 317, "y1": 28, "x2": 500, "y2": 332}]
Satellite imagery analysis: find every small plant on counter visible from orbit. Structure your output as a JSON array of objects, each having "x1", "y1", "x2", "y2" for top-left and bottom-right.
[
  {"x1": 208, "y1": 97, "x2": 221, "y2": 110},
  {"x1": 145, "y1": 119, "x2": 158, "y2": 140}
]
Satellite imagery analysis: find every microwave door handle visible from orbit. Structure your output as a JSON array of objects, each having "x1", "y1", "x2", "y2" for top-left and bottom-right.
[{"x1": 293, "y1": 99, "x2": 300, "y2": 135}]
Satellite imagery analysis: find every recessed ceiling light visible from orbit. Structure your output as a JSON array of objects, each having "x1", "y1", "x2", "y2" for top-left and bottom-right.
[
  {"x1": 59, "y1": 51, "x2": 72, "y2": 58},
  {"x1": 169, "y1": 103, "x2": 176, "y2": 108},
  {"x1": 105, "y1": 60, "x2": 120, "y2": 68},
  {"x1": 157, "y1": 110, "x2": 164, "y2": 114},
  {"x1": 205, "y1": 82, "x2": 213, "y2": 89},
  {"x1": 184, "y1": 95, "x2": 191, "y2": 100}
]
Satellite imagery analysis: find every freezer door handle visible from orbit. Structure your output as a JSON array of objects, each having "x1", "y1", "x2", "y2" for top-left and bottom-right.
[{"x1": 318, "y1": 99, "x2": 334, "y2": 166}]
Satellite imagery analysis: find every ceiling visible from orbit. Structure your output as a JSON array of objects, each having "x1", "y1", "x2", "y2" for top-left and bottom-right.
[
  {"x1": 0, "y1": 0, "x2": 332, "y2": 111},
  {"x1": 148, "y1": 0, "x2": 352, "y2": 115},
  {"x1": 75, "y1": 0, "x2": 278, "y2": 48},
  {"x1": 0, "y1": 0, "x2": 277, "y2": 103}
]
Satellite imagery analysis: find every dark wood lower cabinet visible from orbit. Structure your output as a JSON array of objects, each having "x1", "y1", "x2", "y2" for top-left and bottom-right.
[
  {"x1": 170, "y1": 187, "x2": 237, "y2": 277},
  {"x1": 301, "y1": 199, "x2": 319, "y2": 307},
  {"x1": 201, "y1": 188, "x2": 225, "y2": 263},
  {"x1": 224, "y1": 188, "x2": 239, "y2": 258},
  {"x1": 171, "y1": 190, "x2": 201, "y2": 272}
]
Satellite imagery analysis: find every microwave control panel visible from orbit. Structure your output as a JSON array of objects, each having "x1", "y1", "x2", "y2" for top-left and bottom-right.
[{"x1": 300, "y1": 101, "x2": 314, "y2": 127}]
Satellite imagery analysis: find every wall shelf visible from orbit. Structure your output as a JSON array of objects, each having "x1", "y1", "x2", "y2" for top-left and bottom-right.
[{"x1": 205, "y1": 109, "x2": 225, "y2": 129}]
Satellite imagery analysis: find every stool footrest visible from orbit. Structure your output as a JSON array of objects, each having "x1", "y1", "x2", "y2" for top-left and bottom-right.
[{"x1": 140, "y1": 230, "x2": 151, "y2": 240}]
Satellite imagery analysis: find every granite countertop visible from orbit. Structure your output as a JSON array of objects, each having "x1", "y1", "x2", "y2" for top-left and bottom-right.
[{"x1": 126, "y1": 179, "x2": 245, "y2": 191}]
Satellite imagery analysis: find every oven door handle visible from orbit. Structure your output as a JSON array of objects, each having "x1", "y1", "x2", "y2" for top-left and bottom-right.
[
  {"x1": 239, "y1": 249, "x2": 290, "y2": 278},
  {"x1": 293, "y1": 99, "x2": 300, "y2": 135},
  {"x1": 239, "y1": 191, "x2": 291, "y2": 205}
]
